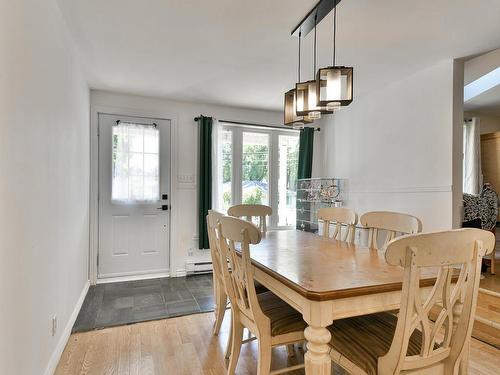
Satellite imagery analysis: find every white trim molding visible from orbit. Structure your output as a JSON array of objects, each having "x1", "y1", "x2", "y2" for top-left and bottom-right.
[
  {"x1": 348, "y1": 185, "x2": 452, "y2": 194},
  {"x1": 43, "y1": 281, "x2": 90, "y2": 375},
  {"x1": 176, "y1": 269, "x2": 187, "y2": 277}
]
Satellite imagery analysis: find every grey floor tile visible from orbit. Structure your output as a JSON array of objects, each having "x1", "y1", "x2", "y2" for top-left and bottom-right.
[
  {"x1": 132, "y1": 303, "x2": 168, "y2": 322},
  {"x1": 72, "y1": 286, "x2": 103, "y2": 332},
  {"x1": 162, "y1": 288, "x2": 194, "y2": 303},
  {"x1": 110, "y1": 296, "x2": 134, "y2": 309},
  {"x1": 133, "y1": 292, "x2": 164, "y2": 307},
  {"x1": 166, "y1": 299, "x2": 201, "y2": 317},
  {"x1": 96, "y1": 307, "x2": 134, "y2": 328},
  {"x1": 196, "y1": 296, "x2": 215, "y2": 311},
  {"x1": 73, "y1": 274, "x2": 214, "y2": 332}
]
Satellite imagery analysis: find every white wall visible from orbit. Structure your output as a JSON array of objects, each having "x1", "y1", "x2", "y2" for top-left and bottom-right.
[
  {"x1": 90, "y1": 91, "x2": 285, "y2": 276},
  {"x1": 321, "y1": 60, "x2": 463, "y2": 231},
  {"x1": 0, "y1": 1, "x2": 90, "y2": 375}
]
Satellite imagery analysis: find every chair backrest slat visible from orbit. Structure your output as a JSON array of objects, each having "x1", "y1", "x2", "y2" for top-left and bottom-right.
[
  {"x1": 228, "y1": 204, "x2": 272, "y2": 235},
  {"x1": 316, "y1": 207, "x2": 358, "y2": 243},
  {"x1": 360, "y1": 211, "x2": 422, "y2": 249},
  {"x1": 378, "y1": 228, "x2": 495, "y2": 374},
  {"x1": 206, "y1": 210, "x2": 225, "y2": 282}
]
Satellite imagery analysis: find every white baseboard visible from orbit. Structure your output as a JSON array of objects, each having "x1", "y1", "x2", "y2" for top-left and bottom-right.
[
  {"x1": 43, "y1": 280, "x2": 90, "y2": 375},
  {"x1": 176, "y1": 269, "x2": 187, "y2": 277}
]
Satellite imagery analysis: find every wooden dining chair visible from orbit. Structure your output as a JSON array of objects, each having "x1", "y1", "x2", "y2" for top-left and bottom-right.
[
  {"x1": 360, "y1": 211, "x2": 422, "y2": 250},
  {"x1": 228, "y1": 204, "x2": 272, "y2": 235},
  {"x1": 317, "y1": 207, "x2": 358, "y2": 243},
  {"x1": 326, "y1": 228, "x2": 495, "y2": 375},
  {"x1": 217, "y1": 216, "x2": 307, "y2": 375},
  {"x1": 206, "y1": 210, "x2": 227, "y2": 336},
  {"x1": 208, "y1": 210, "x2": 275, "y2": 361}
]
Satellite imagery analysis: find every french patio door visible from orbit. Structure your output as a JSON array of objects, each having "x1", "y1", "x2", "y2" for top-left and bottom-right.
[
  {"x1": 216, "y1": 124, "x2": 299, "y2": 229},
  {"x1": 98, "y1": 114, "x2": 170, "y2": 279}
]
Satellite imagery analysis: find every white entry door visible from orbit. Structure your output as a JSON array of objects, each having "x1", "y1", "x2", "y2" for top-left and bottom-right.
[{"x1": 98, "y1": 114, "x2": 170, "y2": 279}]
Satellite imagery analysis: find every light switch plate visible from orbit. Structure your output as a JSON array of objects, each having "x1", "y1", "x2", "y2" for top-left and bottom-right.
[{"x1": 178, "y1": 174, "x2": 194, "y2": 183}]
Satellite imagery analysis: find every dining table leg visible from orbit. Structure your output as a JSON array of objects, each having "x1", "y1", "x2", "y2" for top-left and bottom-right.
[{"x1": 304, "y1": 325, "x2": 332, "y2": 375}]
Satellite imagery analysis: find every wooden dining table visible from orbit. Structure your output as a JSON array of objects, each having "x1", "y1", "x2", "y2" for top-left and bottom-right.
[{"x1": 248, "y1": 230, "x2": 467, "y2": 375}]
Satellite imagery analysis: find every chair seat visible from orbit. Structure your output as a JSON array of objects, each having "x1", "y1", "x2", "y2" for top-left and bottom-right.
[
  {"x1": 257, "y1": 292, "x2": 307, "y2": 336},
  {"x1": 328, "y1": 312, "x2": 425, "y2": 375},
  {"x1": 254, "y1": 280, "x2": 269, "y2": 294}
]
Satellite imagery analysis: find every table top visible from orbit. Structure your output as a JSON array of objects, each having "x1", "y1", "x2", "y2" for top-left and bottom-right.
[{"x1": 249, "y1": 230, "x2": 440, "y2": 301}]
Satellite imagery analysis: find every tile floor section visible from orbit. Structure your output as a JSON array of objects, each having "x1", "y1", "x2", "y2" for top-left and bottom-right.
[{"x1": 72, "y1": 274, "x2": 214, "y2": 333}]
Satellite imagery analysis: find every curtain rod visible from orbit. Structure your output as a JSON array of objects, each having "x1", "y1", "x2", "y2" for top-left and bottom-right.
[
  {"x1": 116, "y1": 119, "x2": 157, "y2": 127},
  {"x1": 194, "y1": 117, "x2": 320, "y2": 131}
]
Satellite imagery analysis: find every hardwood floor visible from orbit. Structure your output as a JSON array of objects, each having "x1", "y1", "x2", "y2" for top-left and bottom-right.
[
  {"x1": 480, "y1": 250, "x2": 500, "y2": 293},
  {"x1": 55, "y1": 311, "x2": 500, "y2": 375}
]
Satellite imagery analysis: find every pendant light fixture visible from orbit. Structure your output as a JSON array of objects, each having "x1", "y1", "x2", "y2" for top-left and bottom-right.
[
  {"x1": 284, "y1": 31, "x2": 313, "y2": 126},
  {"x1": 316, "y1": 4, "x2": 353, "y2": 110},
  {"x1": 295, "y1": 12, "x2": 331, "y2": 120}
]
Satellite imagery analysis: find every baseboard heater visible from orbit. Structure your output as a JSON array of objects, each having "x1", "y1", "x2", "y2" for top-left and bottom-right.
[{"x1": 185, "y1": 261, "x2": 213, "y2": 275}]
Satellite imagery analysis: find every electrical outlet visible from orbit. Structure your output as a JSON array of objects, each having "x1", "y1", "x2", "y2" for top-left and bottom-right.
[
  {"x1": 52, "y1": 316, "x2": 57, "y2": 337},
  {"x1": 188, "y1": 248, "x2": 194, "y2": 257}
]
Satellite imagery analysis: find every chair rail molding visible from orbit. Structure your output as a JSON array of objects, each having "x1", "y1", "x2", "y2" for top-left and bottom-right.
[{"x1": 347, "y1": 185, "x2": 452, "y2": 194}]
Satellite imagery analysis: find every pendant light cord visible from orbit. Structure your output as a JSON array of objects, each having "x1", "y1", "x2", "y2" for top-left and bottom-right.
[
  {"x1": 333, "y1": 5, "x2": 337, "y2": 66},
  {"x1": 298, "y1": 31, "x2": 301, "y2": 82},
  {"x1": 313, "y1": 12, "x2": 317, "y2": 77}
]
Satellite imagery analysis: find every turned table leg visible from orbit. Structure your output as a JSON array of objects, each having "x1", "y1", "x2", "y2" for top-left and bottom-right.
[{"x1": 304, "y1": 325, "x2": 332, "y2": 375}]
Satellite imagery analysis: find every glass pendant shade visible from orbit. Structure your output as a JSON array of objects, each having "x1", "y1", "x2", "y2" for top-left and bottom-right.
[
  {"x1": 316, "y1": 66, "x2": 353, "y2": 109},
  {"x1": 284, "y1": 89, "x2": 313, "y2": 126},
  {"x1": 295, "y1": 80, "x2": 331, "y2": 119}
]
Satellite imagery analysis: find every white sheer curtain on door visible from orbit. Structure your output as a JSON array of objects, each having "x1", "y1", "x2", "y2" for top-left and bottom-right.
[{"x1": 463, "y1": 117, "x2": 482, "y2": 194}]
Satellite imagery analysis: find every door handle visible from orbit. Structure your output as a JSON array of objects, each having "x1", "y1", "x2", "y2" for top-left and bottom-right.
[{"x1": 157, "y1": 205, "x2": 169, "y2": 211}]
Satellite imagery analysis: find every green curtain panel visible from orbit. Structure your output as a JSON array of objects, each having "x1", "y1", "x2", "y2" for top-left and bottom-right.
[
  {"x1": 297, "y1": 127, "x2": 315, "y2": 180},
  {"x1": 198, "y1": 115, "x2": 213, "y2": 249}
]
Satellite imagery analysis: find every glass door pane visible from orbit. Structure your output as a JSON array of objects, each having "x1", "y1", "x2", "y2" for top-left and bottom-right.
[
  {"x1": 218, "y1": 129, "x2": 233, "y2": 212},
  {"x1": 242, "y1": 132, "x2": 269, "y2": 206},
  {"x1": 278, "y1": 134, "x2": 299, "y2": 226},
  {"x1": 112, "y1": 122, "x2": 160, "y2": 201}
]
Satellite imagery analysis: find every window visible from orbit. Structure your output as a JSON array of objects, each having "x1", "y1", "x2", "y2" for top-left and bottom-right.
[
  {"x1": 278, "y1": 134, "x2": 299, "y2": 226},
  {"x1": 215, "y1": 123, "x2": 299, "y2": 229},
  {"x1": 242, "y1": 132, "x2": 269, "y2": 205},
  {"x1": 220, "y1": 130, "x2": 232, "y2": 212},
  {"x1": 112, "y1": 122, "x2": 160, "y2": 201}
]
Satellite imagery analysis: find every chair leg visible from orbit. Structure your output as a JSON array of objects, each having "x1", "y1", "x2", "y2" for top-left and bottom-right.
[
  {"x1": 257, "y1": 336, "x2": 272, "y2": 375},
  {"x1": 286, "y1": 344, "x2": 295, "y2": 357},
  {"x1": 224, "y1": 312, "x2": 233, "y2": 360},
  {"x1": 213, "y1": 281, "x2": 227, "y2": 336},
  {"x1": 491, "y1": 247, "x2": 496, "y2": 275},
  {"x1": 228, "y1": 319, "x2": 243, "y2": 375}
]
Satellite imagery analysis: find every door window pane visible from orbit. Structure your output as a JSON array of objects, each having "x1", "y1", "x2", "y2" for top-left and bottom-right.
[
  {"x1": 242, "y1": 132, "x2": 269, "y2": 205},
  {"x1": 112, "y1": 122, "x2": 160, "y2": 201},
  {"x1": 278, "y1": 135, "x2": 299, "y2": 226}
]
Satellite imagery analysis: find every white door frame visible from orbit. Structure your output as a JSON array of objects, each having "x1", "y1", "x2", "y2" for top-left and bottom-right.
[{"x1": 89, "y1": 105, "x2": 179, "y2": 285}]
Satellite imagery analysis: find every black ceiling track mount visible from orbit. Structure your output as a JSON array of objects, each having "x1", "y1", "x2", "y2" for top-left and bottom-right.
[{"x1": 291, "y1": 0, "x2": 342, "y2": 37}]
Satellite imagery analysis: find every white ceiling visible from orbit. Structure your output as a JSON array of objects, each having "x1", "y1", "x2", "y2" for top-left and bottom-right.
[
  {"x1": 464, "y1": 48, "x2": 500, "y2": 115},
  {"x1": 464, "y1": 84, "x2": 500, "y2": 116},
  {"x1": 57, "y1": 0, "x2": 500, "y2": 111}
]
